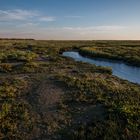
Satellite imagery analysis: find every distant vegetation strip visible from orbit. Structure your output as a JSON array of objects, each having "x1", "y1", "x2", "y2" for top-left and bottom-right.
[{"x1": 79, "y1": 46, "x2": 140, "y2": 66}]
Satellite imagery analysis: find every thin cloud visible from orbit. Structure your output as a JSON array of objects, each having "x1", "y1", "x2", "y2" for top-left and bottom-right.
[
  {"x1": 39, "y1": 16, "x2": 56, "y2": 22},
  {"x1": 0, "y1": 25, "x2": 130, "y2": 40},
  {"x1": 62, "y1": 26, "x2": 127, "y2": 31},
  {"x1": 0, "y1": 9, "x2": 56, "y2": 22},
  {"x1": 64, "y1": 16, "x2": 83, "y2": 18},
  {"x1": 18, "y1": 22, "x2": 39, "y2": 27},
  {"x1": 0, "y1": 9, "x2": 38, "y2": 21}
]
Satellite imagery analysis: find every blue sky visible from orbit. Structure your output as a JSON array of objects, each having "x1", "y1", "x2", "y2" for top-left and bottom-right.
[{"x1": 0, "y1": 0, "x2": 140, "y2": 40}]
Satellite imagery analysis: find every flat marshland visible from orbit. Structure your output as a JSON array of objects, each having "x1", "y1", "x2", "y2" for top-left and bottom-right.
[{"x1": 0, "y1": 40, "x2": 140, "y2": 140}]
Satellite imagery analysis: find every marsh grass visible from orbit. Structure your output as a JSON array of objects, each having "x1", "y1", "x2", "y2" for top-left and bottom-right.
[{"x1": 0, "y1": 39, "x2": 139, "y2": 139}]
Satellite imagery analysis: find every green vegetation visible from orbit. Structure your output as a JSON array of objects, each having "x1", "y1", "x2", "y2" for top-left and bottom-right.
[
  {"x1": 79, "y1": 43, "x2": 140, "y2": 66},
  {"x1": 56, "y1": 74, "x2": 140, "y2": 139},
  {"x1": 0, "y1": 78, "x2": 34, "y2": 139},
  {"x1": 0, "y1": 50, "x2": 38, "y2": 63},
  {"x1": 0, "y1": 39, "x2": 140, "y2": 139}
]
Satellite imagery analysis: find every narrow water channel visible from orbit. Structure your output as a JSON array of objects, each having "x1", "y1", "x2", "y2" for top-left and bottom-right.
[{"x1": 63, "y1": 51, "x2": 140, "y2": 84}]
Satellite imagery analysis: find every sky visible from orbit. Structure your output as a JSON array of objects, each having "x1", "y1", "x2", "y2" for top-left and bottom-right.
[{"x1": 0, "y1": 0, "x2": 140, "y2": 40}]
